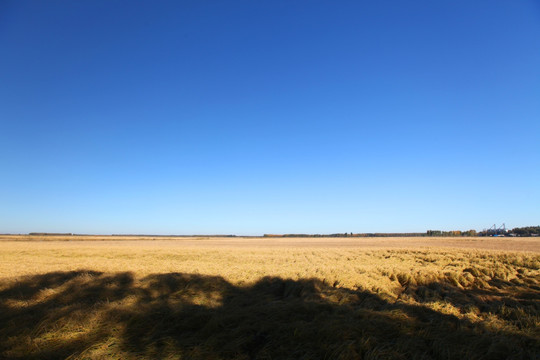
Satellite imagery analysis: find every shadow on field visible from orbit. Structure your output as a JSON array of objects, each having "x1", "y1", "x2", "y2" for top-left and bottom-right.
[{"x1": 0, "y1": 271, "x2": 538, "y2": 359}]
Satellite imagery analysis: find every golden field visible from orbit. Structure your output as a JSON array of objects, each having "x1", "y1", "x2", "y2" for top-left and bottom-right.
[{"x1": 0, "y1": 236, "x2": 538, "y2": 359}]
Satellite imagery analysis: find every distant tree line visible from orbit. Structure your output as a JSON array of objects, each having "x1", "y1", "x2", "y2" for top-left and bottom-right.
[
  {"x1": 266, "y1": 226, "x2": 540, "y2": 237},
  {"x1": 266, "y1": 232, "x2": 435, "y2": 238},
  {"x1": 26, "y1": 227, "x2": 540, "y2": 238},
  {"x1": 426, "y1": 230, "x2": 477, "y2": 237},
  {"x1": 264, "y1": 233, "x2": 428, "y2": 238},
  {"x1": 506, "y1": 226, "x2": 540, "y2": 237},
  {"x1": 429, "y1": 227, "x2": 540, "y2": 237}
]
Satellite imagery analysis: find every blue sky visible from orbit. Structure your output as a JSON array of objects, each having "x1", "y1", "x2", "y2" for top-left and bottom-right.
[{"x1": 1, "y1": 1, "x2": 539, "y2": 235}]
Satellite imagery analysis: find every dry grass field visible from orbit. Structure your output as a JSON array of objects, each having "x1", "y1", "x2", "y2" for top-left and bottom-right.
[{"x1": 0, "y1": 236, "x2": 538, "y2": 359}]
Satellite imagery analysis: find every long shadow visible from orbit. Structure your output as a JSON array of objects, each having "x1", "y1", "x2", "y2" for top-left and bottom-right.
[{"x1": 0, "y1": 271, "x2": 538, "y2": 359}]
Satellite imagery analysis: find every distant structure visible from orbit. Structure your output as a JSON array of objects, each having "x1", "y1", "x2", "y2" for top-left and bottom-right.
[{"x1": 483, "y1": 224, "x2": 507, "y2": 236}]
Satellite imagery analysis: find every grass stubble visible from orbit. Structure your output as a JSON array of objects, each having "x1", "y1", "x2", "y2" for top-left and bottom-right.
[{"x1": 0, "y1": 236, "x2": 538, "y2": 359}]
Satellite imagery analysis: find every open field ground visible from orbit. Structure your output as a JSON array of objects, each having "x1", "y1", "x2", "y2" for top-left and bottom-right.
[{"x1": 0, "y1": 236, "x2": 538, "y2": 359}]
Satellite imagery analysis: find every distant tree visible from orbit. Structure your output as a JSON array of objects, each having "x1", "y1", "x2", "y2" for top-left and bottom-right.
[{"x1": 510, "y1": 226, "x2": 540, "y2": 236}]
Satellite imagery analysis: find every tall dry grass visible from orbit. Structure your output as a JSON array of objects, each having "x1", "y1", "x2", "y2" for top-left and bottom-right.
[{"x1": 0, "y1": 238, "x2": 538, "y2": 359}]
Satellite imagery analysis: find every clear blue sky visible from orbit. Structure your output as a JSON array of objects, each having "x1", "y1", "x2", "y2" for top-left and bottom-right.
[{"x1": 1, "y1": 1, "x2": 539, "y2": 235}]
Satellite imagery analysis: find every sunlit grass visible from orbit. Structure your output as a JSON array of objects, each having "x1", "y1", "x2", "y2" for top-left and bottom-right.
[{"x1": 0, "y1": 237, "x2": 538, "y2": 359}]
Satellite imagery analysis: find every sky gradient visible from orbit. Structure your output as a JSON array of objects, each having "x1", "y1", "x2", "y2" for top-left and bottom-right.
[{"x1": 1, "y1": 1, "x2": 539, "y2": 235}]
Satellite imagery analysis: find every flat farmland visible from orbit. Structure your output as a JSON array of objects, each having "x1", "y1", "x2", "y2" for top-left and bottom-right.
[{"x1": 0, "y1": 236, "x2": 538, "y2": 359}]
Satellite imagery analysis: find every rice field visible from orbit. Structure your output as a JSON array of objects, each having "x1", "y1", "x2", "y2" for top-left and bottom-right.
[{"x1": 0, "y1": 236, "x2": 538, "y2": 359}]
